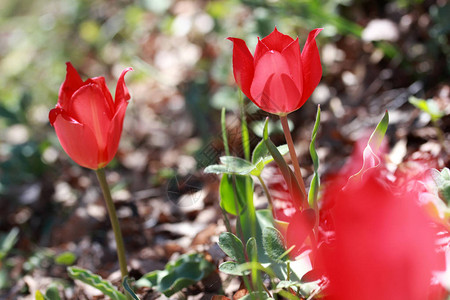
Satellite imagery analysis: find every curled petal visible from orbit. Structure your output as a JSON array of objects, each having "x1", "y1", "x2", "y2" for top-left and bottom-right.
[
  {"x1": 58, "y1": 62, "x2": 84, "y2": 108},
  {"x1": 227, "y1": 37, "x2": 255, "y2": 100},
  {"x1": 301, "y1": 28, "x2": 323, "y2": 104},
  {"x1": 114, "y1": 67, "x2": 133, "y2": 109},
  {"x1": 105, "y1": 102, "x2": 128, "y2": 167}
]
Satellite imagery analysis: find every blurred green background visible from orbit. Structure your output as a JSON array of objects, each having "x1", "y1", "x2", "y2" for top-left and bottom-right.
[{"x1": 0, "y1": 0, "x2": 449, "y2": 294}]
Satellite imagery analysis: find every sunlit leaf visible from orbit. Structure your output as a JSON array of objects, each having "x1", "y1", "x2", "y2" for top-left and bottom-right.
[
  {"x1": 136, "y1": 253, "x2": 214, "y2": 297},
  {"x1": 308, "y1": 105, "x2": 321, "y2": 208},
  {"x1": 218, "y1": 232, "x2": 246, "y2": 264},
  {"x1": 67, "y1": 267, "x2": 126, "y2": 300}
]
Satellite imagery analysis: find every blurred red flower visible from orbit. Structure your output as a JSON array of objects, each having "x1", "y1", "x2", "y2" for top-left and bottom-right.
[
  {"x1": 49, "y1": 62, "x2": 132, "y2": 170},
  {"x1": 319, "y1": 168, "x2": 443, "y2": 300},
  {"x1": 228, "y1": 27, "x2": 322, "y2": 115}
]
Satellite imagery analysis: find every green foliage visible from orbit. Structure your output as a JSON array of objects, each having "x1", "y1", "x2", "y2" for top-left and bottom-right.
[
  {"x1": 263, "y1": 118, "x2": 306, "y2": 207},
  {"x1": 239, "y1": 292, "x2": 274, "y2": 300},
  {"x1": 35, "y1": 284, "x2": 62, "y2": 300},
  {"x1": 218, "y1": 232, "x2": 246, "y2": 264},
  {"x1": 0, "y1": 227, "x2": 19, "y2": 261},
  {"x1": 409, "y1": 96, "x2": 445, "y2": 122},
  {"x1": 308, "y1": 105, "x2": 321, "y2": 208},
  {"x1": 67, "y1": 267, "x2": 126, "y2": 300},
  {"x1": 346, "y1": 111, "x2": 389, "y2": 185},
  {"x1": 262, "y1": 227, "x2": 288, "y2": 263},
  {"x1": 204, "y1": 144, "x2": 288, "y2": 177},
  {"x1": 54, "y1": 251, "x2": 77, "y2": 266},
  {"x1": 218, "y1": 174, "x2": 249, "y2": 215},
  {"x1": 123, "y1": 276, "x2": 140, "y2": 300},
  {"x1": 431, "y1": 167, "x2": 450, "y2": 204},
  {"x1": 135, "y1": 253, "x2": 215, "y2": 297}
]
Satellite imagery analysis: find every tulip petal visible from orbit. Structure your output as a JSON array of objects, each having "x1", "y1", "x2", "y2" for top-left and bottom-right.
[
  {"x1": 259, "y1": 27, "x2": 295, "y2": 53},
  {"x1": 281, "y1": 37, "x2": 304, "y2": 95},
  {"x1": 114, "y1": 67, "x2": 133, "y2": 109},
  {"x1": 105, "y1": 101, "x2": 128, "y2": 166},
  {"x1": 251, "y1": 51, "x2": 301, "y2": 114},
  {"x1": 227, "y1": 37, "x2": 255, "y2": 100},
  {"x1": 286, "y1": 209, "x2": 315, "y2": 257},
  {"x1": 301, "y1": 28, "x2": 323, "y2": 104},
  {"x1": 254, "y1": 37, "x2": 270, "y2": 63},
  {"x1": 69, "y1": 84, "x2": 112, "y2": 157},
  {"x1": 58, "y1": 62, "x2": 84, "y2": 108},
  {"x1": 86, "y1": 77, "x2": 115, "y2": 116},
  {"x1": 53, "y1": 112, "x2": 100, "y2": 169}
]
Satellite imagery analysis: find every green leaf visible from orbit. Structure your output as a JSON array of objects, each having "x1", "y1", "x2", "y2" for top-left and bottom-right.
[
  {"x1": 368, "y1": 110, "x2": 389, "y2": 151},
  {"x1": 262, "y1": 118, "x2": 306, "y2": 207},
  {"x1": 218, "y1": 232, "x2": 246, "y2": 263},
  {"x1": 67, "y1": 267, "x2": 126, "y2": 300},
  {"x1": 136, "y1": 253, "x2": 215, "y2": 297},
  {"x1": 44, "y1": 285, "x2": 61, "y2": 300},
  {"x1": 246, "y1": 237, "x2": 257, "y2": 261},
  {"x1": 35, "y1": 291, "x2": 46, "y2": 300},
  {"x1": 204, "y1": 156, "x2": 256, "y2": 175},
  {"x1": 431, "y1": 167, "x2": 450, "y2": 203},
  {"x1": 239, "y1": 292, "x2": 274, "y2": 300},
  {"x1": 346, "y1": 111, "x2": 389, "y2": 186},
  {"x1": 262, "y1": 227, "x2": 288, "y2": 262},
  {"x1": 123, "y1": 276, "x2": 140, "y2": 300},
  {"x1": 219, "y1": 174, "x2": 249, "y2": 215},
  {"x1": 308, "y1": 105, "x2": 321, "y2": 208},
  {"x1": 0, "y1": 227, "x2": 19, "y2": 260},
  {"x1": 218, "y1": 261, "x2": 249, "y2": 276},
  {"x1": 409, "y1": 96, "x2": 445, "y2": 122},
  {"x1": 54, "y1": 251, "x2": 76, "y2": 266},
  {"x1": 252, "y1": 140, "x2": 289, "y2": 176}
]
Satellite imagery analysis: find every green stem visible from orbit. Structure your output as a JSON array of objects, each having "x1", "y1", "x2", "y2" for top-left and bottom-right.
[
  {"x1": 239, "y1": 93, "x2": 250, "y2": 161},
  {"x1": 95, "y1": 168, "x2": 129, "y2": 280},
  {"x1": 257, "y1": 175, "x2": 272, "y2": 209},
  {"x1": 279, "y1": 115, "x2": 306, "y2": 200}
]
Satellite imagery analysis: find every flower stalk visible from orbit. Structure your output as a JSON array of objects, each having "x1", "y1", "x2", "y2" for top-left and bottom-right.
[
  {"x1": 95, "y1": 168, "x2": 128, "y2": 280},
  {"x1": 279, "y1": 115, "x2": 306, "y2": 199}
]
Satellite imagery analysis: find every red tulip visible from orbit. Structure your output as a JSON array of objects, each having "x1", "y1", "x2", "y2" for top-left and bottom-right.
[
  {"x1": 319, "y1": 169, "x2": 442, "y2": 300},
  {"x1": 228, "y1": 27, "x2": 322, "y2": 115},
  {"x1": 49, "y1": 62, "x2": 132, "y2": 170}
]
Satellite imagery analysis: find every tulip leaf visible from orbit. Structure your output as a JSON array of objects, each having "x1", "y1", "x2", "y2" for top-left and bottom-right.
[
  {"x1": 252, "y1": 140, "x2": 289, "y2": 175},
  {"x1": 44, "y1": 285, "x2": 62, "y2": 300},
  {"x1": 221, "y1": 107, "x2": 230, "y2": 156},
  {"x1": 239, "y1": 292, "x2": 274, "y2": 300},
  {"x1": 262, "y1": 227, "x2": 288, "y2": 263},
  {"x1": 219, "y1": 174, "x2": 249, "y2": 215},
  {"x1": 246, "y1": 237, "x2": 258, "y2": 261},
  {"x1": 346, "y1": 111, "x2": 389, "y2": 187},
  {"x1": 0, "y1": 227, "x2": 19, "y2": 261},
  {"x1": 67, "y1": 267, "x2": 126, "y2": 300},
  {"x1": 35, "y1": 285, "x2": 62, "y2": 300},
  {"x1": 218, "y1": 261, "x2": 249, "y2": 276},
  {"x1": 409, "y1": 96, "x2": 444, "y2": 122},
  {"x1": 308, "y1": 105, "x2": 321, "y2": 208},
  {"x1": 136, "y1": 253, "x2": 215, "y2": 297},
  {"x1": 431, "y1": 167, "x2": 450, "y2": 204},
  {"x1": 262, "y1": 118, "x2": 306, "y2": 208},
  {"x1": 54, "y1": 251, "x2": 77, "y2": 266},
  {"x1": 123, "y1": 276, "x2": 140, "y2": 300},
  {"x1": 218, "y1": 232, "x2": 246, "y2": 264}
]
